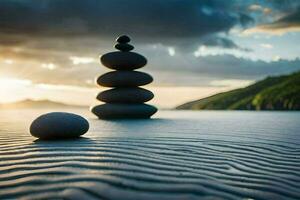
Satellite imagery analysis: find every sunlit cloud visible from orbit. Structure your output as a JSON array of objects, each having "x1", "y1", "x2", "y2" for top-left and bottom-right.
[
  {"x1": 0, "y1": 78, "x2": 33, "y2": 103},
  {"x1": 168, "y1": 47, "x2": 175, "y2": 56},
  {"x1": 272, "y1": 55, "x2": 281, "y2": 61},
  {"x1": 263, "y1": 8, "x2": 272, "y2": 15},
  {"x1": 0, "y1": 78, "x2": 32, "y2": 86},
  {"x1": 193, "y1": 45, "x2": 248, "y2": 58},
  {"x1": 3, "y1": 59, "x2": 14, "y2": 65},
  {"x1": 41, "y1": 63, "x2": 57, "y2": 70},
  {"x1": 248, "y1": 4, "x2": 271, "y2": 15},
  {"x1": 194, "y1": 46, "x2": 205, "y2": 57},
  {"x1": 243, "y1": 25, "x2": 300, "y2": 35},
  {"x1": 243, "y1": 7, "x2": 300, "y2": 35},
  {"x1": 69, "y1": 56, "x2": 96, "y2": 65},
  {"x1": 249, "y1": 4, "x2": 263, "y2": 11},
  {"x1": 34, "y1": 83, "x2": 95, "y2": 92},
  {"x1": 260, "y1": 43, "x2": 273, "y2": 49},
  {"x1": 85, "y1": 79, "x2": 94, "y2": 85},
  {"x1": 210, "y1": 79, "x2": 253, "y2": 88}
]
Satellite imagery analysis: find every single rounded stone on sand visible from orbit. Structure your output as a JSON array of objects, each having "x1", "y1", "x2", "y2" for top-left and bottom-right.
[
  {"x1": 100, "y1": 52, "x2": 147, "y2": 70},
  {"x1": 30, "y1": 112, "x2": 89, "y2": 140},
  {"x1": 91, "y1": 104, "x2": 157, "y2": 119},
  {"x1": 97, "y1": 71, "x2": 153, "y2": 87},
  {"x1": 115, "y1": 43, "x2": 134, "y2": 52},
  {"x1": 97, "y1": 88, "x2": 154, "y2": 103},
  {"x1": 116, "y1": 35, "x2": 130, "y2": 43}
]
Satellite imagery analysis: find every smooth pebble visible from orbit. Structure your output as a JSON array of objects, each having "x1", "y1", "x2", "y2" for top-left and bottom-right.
[
  {"x1": 100, "y1": 52, "x2": 147, "y2": 70},
  {"x1": 97, "y1": 71, "x2": 153, "y2": 87},
  {"x1": 30, "y1": 112, "x2": 89, "y2": 140},
  {"x1": 97, "y1": 88, "x2": 154, "y2": 103},
  {"x1": 91, "y1": 104, "x2": 157, "y2": 119}
]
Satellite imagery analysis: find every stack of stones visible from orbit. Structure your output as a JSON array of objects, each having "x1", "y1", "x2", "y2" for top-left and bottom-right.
[{"x1": 91, "y1": 35, "x2": 157, "y2": 119}]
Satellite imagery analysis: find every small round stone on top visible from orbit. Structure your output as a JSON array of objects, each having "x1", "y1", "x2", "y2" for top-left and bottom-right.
[{"x1": 116, "y1": 35, "x2": 131, "y2": 43}]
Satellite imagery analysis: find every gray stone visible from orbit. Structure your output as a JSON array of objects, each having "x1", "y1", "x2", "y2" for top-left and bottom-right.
[
  {"x1": 30, "y1": 112, "x2": 89, "y2": 140},
  {"x1": 116, "y1": 35, "x2": 130, "y2": 43},
  {"x1": 97, "y1": 71, "x2": 153, "y2": 87},
  {"x1": 100, "y1": 52, "x2": 147, "y2": 70},
  {"x1": 115, "y1": 43, "x2": 134, "y2": 52},
  {"x1": 91, "y1": 104, "x2": 157, "y2": 119},
  {"x1": 97, "y1": 88, "x2": 154, "y2": 103}
]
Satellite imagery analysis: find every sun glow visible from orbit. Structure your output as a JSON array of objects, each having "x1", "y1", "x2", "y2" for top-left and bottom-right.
[
  {"x1": 41, "y1": 63, "x2": 57, "y2": 70},
  {"x1": 0, "y1": 76, "x2": 252, "y2": 108},
  {"x1": 0, "y1": 77, "x2": 232, "y2": 108},
  {"x1": 0, "y1": 78, "x2": 33, "y2": 103},
  {"x1": 0, "y1": 78, "x2": 32, "y2": 87},
  {"x1": 0, "y1": 77, "x2": 96, "y2": 105},
  {"x1": 3, "y1": 59, "x2": 14, "y2": 65},
  {"x1": 69, "y1": 56, "x2": 96, "y2": 65}
]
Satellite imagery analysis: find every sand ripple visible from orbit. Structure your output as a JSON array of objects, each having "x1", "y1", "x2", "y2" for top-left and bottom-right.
[{"x1": 0, "y1": 110, "x2": 300, "y2": 199}]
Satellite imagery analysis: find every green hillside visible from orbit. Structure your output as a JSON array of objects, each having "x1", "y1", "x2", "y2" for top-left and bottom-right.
[{"x1": 176, "y1": 71, "x2": 300, "y2": 111}]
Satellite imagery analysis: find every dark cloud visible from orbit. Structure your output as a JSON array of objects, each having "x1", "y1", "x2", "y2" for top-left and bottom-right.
[
  {"x1": 192, "y1": 55, "x2": 300, "y2": 79},
  {"x1": 239, "y1": 13, "x2": 255, "y2": 28},
  {"x1": 201, "y1": 37, "x2": 252, "y2": 52},
  {"x1": 0, "y1": 34, "x2": 28, "y2": 46},
  {"x1": 0, "y1": 0, "x2": 252, "y2": 47},
  {"x1": 147, "y1": 53, "x2": 300, "y2": 81},
  {"x1": 276, "y1": 6, "x2": 300, "y2": 26},
  {"x1": 1, "y1": 0, "x2": 299, "y2": 48}
]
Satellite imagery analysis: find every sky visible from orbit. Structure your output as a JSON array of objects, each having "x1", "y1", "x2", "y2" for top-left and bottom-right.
[{"x1": 0, "y1": 0, "x2": 300, "y2": 108}]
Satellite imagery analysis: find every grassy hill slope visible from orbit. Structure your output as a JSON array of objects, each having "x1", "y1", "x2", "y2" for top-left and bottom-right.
[{"x1": 176, "y1": 71, "x2": 300, "y2": 110}]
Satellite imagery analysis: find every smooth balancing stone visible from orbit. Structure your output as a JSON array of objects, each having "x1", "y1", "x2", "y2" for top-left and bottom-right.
[
  {"x1": 116, "y1": 35, "x2": 130, "y2": 43},
  {"x1": 97, "y1": 88, "x2": 154, "y2": 103},
  {"x1": 91, "y1": 104, "x2": 157, "y2": 119},
  {"x1": 97, "y1": 71, "x2": 153, "y2": 87},
  {"x1": 100, "y1": 52, "x2": 147, "y2": 70},
  {"x1": 30, "y1": 112, "x2": 89, "y2": 140},
  {"x1": 115, "y1": 43, "x2": 134, "y2": 52}
]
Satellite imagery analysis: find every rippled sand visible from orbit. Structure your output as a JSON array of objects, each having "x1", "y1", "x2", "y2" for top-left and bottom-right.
[{"x1": 0, "y1": 109, "x2": 299, "y2": 199}]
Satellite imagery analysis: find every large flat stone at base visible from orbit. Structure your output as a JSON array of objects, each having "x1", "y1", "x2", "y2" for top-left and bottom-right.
[
  {"x1": 97, "y1": 88, "x2": 154, "y2": 103},
  {"x1": 91, "y1": 104, "x2": 157, "y2": 119}
]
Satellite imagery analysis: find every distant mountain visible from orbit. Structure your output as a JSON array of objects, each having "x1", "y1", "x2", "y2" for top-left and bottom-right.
[
  {"x1": 0, "y1": 99, "x2": 87, "y2": 109},
  {"x1": 176, "y1": 71, "x2": 300, "y2": 111}
]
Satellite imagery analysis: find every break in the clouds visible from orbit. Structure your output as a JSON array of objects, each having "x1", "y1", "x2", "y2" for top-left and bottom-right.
[{"x1": 245, "y1": 5, "x2": 300, "y2": 34}]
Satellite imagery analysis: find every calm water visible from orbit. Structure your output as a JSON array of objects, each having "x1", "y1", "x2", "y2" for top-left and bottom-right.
[{"x1": 0, "y1": 109, "x2": 299, "y2": 199}]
